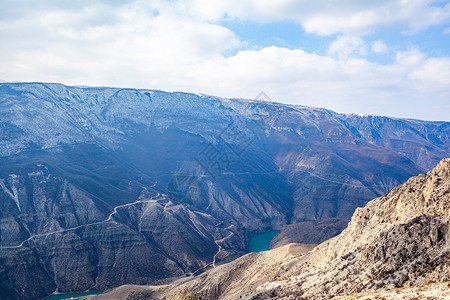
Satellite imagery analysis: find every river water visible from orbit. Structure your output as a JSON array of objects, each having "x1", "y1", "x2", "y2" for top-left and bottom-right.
[{"x1": 248, "y1": 230, "x2": 280, "y2": 252}]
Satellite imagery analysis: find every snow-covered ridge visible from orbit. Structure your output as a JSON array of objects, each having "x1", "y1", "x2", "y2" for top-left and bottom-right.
[{"x1": 0, "y1": 82, "x2": 448, "y2": 170}]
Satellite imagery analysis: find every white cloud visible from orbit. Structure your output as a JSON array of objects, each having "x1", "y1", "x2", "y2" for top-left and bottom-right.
[
  {"x1": 0, "y1": 0, "x2": 450, "y2": 121},
  {"x1": 371, "y1": 40, "x2": 389, "y2": 54},
  {"x1": 0, "y1": 1, "x2": 241, "y2": 88},
  {"x1": 328, "y1": 36, "x2": 368, "y2": 59},
  {"x1": 187, "y1": 0, "x2": 450, "y2": 35},
  {"x1": 327, "y1": 37, "x2": 389, "y2": 60},
  {"x1": 188, "y1": 47, "x2": 450, "y2": 121}
]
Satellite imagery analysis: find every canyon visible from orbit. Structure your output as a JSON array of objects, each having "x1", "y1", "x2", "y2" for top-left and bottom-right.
[{"x1": 0, "y1": 83, "x2": 449, "y2": 299}]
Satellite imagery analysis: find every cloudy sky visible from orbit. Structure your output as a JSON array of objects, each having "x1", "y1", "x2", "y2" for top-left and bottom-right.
[{"x1": 1, "y1": 0, "x2": 450, "y2": 121}]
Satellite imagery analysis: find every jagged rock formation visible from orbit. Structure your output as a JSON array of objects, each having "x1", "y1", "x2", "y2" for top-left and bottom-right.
[
  {"x1": 91, "y1": 158, "x2": 450, "y2": 299},
  {"x1": 0, "y1": 82, "x2": 449, "y2": 299}
]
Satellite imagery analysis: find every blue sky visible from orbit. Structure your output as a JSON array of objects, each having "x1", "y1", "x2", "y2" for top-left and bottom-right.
[
  {"x1": 225, "y1": 20, "x2": 450, "y2": 58},
  {"x1": 1, "y1": 0, "x2": 450, "y2": 121}
]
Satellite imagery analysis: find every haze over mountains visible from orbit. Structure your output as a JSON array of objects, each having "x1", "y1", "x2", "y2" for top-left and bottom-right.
[{"x1": 0, "y1": 82, "x2": 449, "y2": 299}]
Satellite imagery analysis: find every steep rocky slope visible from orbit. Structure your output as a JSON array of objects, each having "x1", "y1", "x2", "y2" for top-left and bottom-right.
[
  {"x1": 269, "y1": 218, "x2": 348, "y2": 249},
  {"x1": 332, "y1": 282, "x2": 450, "y2": 299},
  {"x1": 92, "y1": 158, "x2": 450, "y2": 299},
  {"x1": 0, "y1": 83, "x2": 449, "y2": 299}
]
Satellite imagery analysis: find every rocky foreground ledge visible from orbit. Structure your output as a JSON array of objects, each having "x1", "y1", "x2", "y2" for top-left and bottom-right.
[{"x1": 332, "y1": 281, "x2": 450, "y2": 299}]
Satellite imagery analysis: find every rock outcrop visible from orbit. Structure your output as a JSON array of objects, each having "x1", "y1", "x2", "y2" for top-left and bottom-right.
[{"x1": 331, "y1": 281, "x2": 450, "y2": 299}]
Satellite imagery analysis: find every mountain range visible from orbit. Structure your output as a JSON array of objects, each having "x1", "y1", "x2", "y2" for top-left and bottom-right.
[{"x1": 0, "y1": 82, "x2": 449, "y2": 299}]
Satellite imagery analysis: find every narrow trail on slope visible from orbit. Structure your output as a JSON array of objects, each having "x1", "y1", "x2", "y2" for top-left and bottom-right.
[
  {"x1": 212, "y1": 230, "x2": 234, "y2": 268},
  {"x1": 190, "y1": 225, "x2": 235, "y2": 276},
  {"x1": 0, "y1": 194, "x2": 163, "y2": 249}
]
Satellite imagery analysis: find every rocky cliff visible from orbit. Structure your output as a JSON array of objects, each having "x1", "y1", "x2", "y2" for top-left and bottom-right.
[
  {"x1": 94, "y1": 158, "x2": 450, "y2": 299},
  {"x1": 0, "y1": 83, "x2": 449, "y2": 299}
]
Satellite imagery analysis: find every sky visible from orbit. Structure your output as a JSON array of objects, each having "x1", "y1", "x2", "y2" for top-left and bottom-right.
[{"x1": 0, "y1": 0, "x2": 450, "y2": 121}]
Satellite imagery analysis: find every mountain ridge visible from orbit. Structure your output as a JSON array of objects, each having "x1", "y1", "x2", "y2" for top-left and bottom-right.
[{"x1": 0, "y1": 82, "x2": 449, "y2": 299}]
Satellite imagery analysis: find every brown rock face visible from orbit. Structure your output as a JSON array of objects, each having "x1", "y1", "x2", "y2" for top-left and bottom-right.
[{"x1": 89, "y1": 158, "x2": 450, "y2": 299}]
